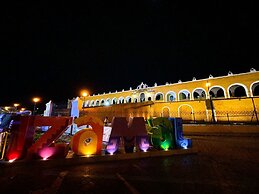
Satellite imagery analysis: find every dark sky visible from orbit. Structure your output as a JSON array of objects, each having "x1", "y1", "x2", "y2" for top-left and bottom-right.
[{"x1": 1, "y1": 1, "x2": 258, "y2": 110}]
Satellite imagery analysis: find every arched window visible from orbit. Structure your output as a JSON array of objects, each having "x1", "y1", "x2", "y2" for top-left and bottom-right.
[
  {"x1": 228, "y1": 84, "x2": 248, "y2": 97},
  {"x1": 155, "y1": 93, "x2": 164, "y2": 101},
  {"x1": 178, "y1": 90, "x2": 191, "y2": 100},
  {"x1": 251, "y1": 82, "x2": 259, "y2": 96},
  {"x1": 112, "y1": 98, "x2": 117, "y2": 104},
  {"x1": 140, "y1": 93, "x2": 145, "y2": 102},
  {"x1": 192, "y1": 88, "x2": 206, "y2": 100},
  {"x1": 100, "y1": 100, "x2": 105, "y2": 106},
  {"x1": 126, "y1": 96, "x2": 132, "y2": 103},
  {"x1": 166, "y1": 91, "x2": 176, "y2": 102},
  {"x1": 209, "y1": 86, "x2": 226, "y2": 98}
]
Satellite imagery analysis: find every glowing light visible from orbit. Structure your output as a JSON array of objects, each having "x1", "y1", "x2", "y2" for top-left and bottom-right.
[
  {"x1": 9, "y1": 159, "x2": 16, "y2": 163},
  {"x1": 20, "y1": 108, "x2": 26, "y2": 112},
  {"x1": 14, "y1": 103, "x2": 20, "y2": 107},
  {"x1": 160, "y1": 141, "x2": 170, "y2": 151},
  {"x1": 180, "y1": 141, "x2": 188, "y2": 149},
  {"x1": 38, "y1": 147, "x2": 55, "y2": 160},
  {"x1": 33, "y1": 97, "x2": 40, "y2": 103},
  {"x1": 138, "y1": 136, "x2": 150, "y2": 152},
  {"x1": 70, "y1": 129, "x2": 98, "y2": 156},
  {"x1": 6, "y1": 152, "x2": 20, "y2": 161},
  {"x1": 32, "y1": 97, "x2": 41, "y2": 115},
  {"x1": 106, "y1": 137, "x2": 119, "y2": 155},
  {"x1": 80, "y1": 89, "x2": 89, "y2": 99}
]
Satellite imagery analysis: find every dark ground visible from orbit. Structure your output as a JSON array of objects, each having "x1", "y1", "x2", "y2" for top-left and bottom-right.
[{"x1": 1, "y1": 134, "x2": 259, "y2": 194}]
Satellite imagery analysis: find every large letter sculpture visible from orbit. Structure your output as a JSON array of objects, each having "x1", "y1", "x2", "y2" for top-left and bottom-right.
[
  {"x1": 105, "y1": 117, "x2": 128, "y2": 155},
  {"x1": 149, "y1": 117, "x2": 174, "y2": 150},
  {"x1": 168, "y1": 117, "x2": 192, "y2": 149},
  {"x1": 5, "y1": 115, "x2": 72, "y2": 161},
  {"x1": 106, "y1": 117, "x2": 150, "y2": 155},
  {"x1": 147, "y1": 117, "x2": 192, "y2": 150},
  {"x1": 70, "y1": 116, "x2": 103, "y2": 155},
  {"x1": 128, "y1": 117, "x2": 150, "y2": 152}
]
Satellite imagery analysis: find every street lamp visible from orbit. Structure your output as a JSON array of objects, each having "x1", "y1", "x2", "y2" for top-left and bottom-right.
[
  {"x1": 32, "y1": 97, "x2": 40, "y2": 115},
  {"x1": 80, "y1": 90, "x2": 88, "y2": 113},
  {"x1": 13, "y1": 103, "x2": 20, "y2": 111},
  {"x1": 206, "y1": 82, "x2": 216, "y2": 123}
]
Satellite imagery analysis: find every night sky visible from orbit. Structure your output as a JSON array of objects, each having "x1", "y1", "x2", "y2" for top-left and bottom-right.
[{"x1": 1, "y1": 1, "x2": 258, "y2": 110}]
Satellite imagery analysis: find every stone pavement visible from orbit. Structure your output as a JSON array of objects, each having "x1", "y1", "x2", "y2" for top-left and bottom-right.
[
  {"x1": 0, "y1": 148, "x2": 197, "y2": 172},
  {"x1": 183, "y1": 123, "x2": 259, "y2": 135}
]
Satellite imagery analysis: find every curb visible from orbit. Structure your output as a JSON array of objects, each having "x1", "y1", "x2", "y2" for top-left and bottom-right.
[
  {"x1": 0, "y1": 148, "x2": 198, "y2": 170},
  {"x1": 185, "y1": 132, "x2": 259, "y2": 137}
]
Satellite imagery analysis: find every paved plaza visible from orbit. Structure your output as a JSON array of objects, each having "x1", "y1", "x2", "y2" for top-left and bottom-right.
[{"x1": 1, "y1": 130, "x2": 259, "y2": 194}]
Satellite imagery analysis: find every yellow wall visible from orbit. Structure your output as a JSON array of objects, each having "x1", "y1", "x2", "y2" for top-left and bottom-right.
[{"x1": 78, "y1": 70, "x2": 259, "y2": 123}]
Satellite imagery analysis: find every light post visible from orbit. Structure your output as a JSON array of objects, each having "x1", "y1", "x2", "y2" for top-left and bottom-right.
[
  {"x1": 206, "y1": 82, "x2": 216, "y2": 123},
  {"x1": 81, "y1": 90, "x2": 88, "y2": 113},
  {"x1": 251, "y1": 96, "x2": 259, "y2": 124},
  {"x1": 13, "y1": 103, "x2": 20, "y2": 112},
  {"x1": 32, "y1": 97, "x2": 40, "y2": 115}
]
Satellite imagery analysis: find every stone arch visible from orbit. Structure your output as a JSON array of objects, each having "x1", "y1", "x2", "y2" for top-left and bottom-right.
[
  {"x1": 84, "y1": 100, "x2": 90, "y2": 107},
  {"x1": 178, "y1": 104, "x2": 193, "y2": 121},
  {"x1": 95, "y1": 100, "x2": 100, "y2": 106},
  {"x1": 112, "y1": 97, "x2": 117, "y2": 105},
  {"x1": 118, "y1": 96, "x2": 125, "y2": 104},
  {"x1": 155, "y1": 92, "x2": 164, "y2": 101},
  {"x1": 100, "y1": 99, "x2": 105, "y2": 106},
  {"x1": 166, "y1": 91, "x2": 177, "y2": 102},
  {"x1": 209, "y1": 85, "x2": 226, "y2": 98},
  {"x1": 162, "y1": 106, "x2": 170, "y2": 118},
  {"x1": 227, "y1": 83, "x2": 248, "y2": 98},
  {"x1": 105, "y1": 98, "x2": 111, "y2": 106},
  {"x1": 140, "y1": 92, "x2": 145, "y2": 102},
  {"x1": 250, "y1": 81, "x2": 259, "y2": 97},
  {"x1": 125, "y1": 96, "x2": 132, "y2": 103},
  {"x1": 192, "y1": 88, "x2": 206, "y2": 100},
  {"x1": 178, "y1": 89, "x2": 191, "y2": 101},
  {"x1": 90, "y1": 100, "x2": 95, "y2": 107}
]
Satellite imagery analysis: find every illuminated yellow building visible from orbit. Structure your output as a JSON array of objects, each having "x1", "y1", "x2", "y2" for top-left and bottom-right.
[{"x1": 76, "y1": 69, "x2": 259, "y2": 123}]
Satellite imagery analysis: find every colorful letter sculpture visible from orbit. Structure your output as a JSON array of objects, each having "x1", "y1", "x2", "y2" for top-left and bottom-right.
[
  {"x1": 147, "y1": 117, "x2": 174, "y2": 151},
  {"x1": 106, "y1": 136, "x2": 120, "y2": 155},
  {"x1": 147, "y1": 117, "x2": 191, "y2": 150},
  {"x1": 168, "y1": 117, "x2": 192, "y2": 149},
  {"x1": 70, "y1": 128, "x2": 98, "y2": 155},
  {"x1": 71, "y1": 116, "x2": 104, "y2": 155},
  {"x1": 5, "y1": 115, "x2": 73, "y2": 161},
  {"x1": 105, "y1": 117, "x2": 128, "y2": 155},
  {"x1": 38, "y1": 143, "x2": 69, "y2": 160},
  {"x1": 128, "y1": 117, "x2": 150, "y2": 152},
  {"x1": 106, "y1": 117, "x2": 150, "y2": 154}
]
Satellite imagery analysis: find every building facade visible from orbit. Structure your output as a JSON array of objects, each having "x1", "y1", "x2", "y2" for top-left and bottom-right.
[{"x1": 73, "y1": 69, "x2": 259, "y2": 124}]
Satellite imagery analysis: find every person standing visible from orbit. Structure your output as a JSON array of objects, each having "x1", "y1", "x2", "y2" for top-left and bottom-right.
[{"x1": 104, "y1": 116, "x2": 109, "y2": 126}]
